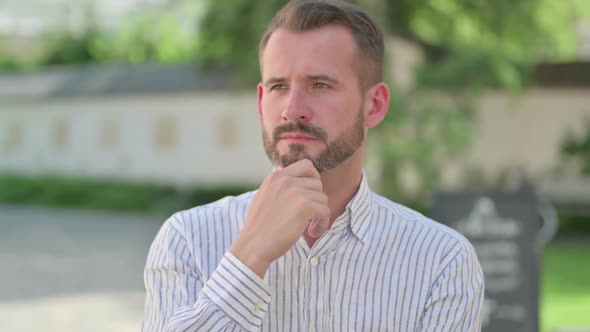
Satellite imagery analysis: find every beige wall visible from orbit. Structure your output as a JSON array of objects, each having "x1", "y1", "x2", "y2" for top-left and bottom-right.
[
  {"x1": 442, "y1": 88, "x2": 590, "y2": 188},
  {"x1": 0, "y1": 93, "x2": 270, "y2": 187}
]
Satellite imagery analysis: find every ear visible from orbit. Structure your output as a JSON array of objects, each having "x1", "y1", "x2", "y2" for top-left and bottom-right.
[
  {"x1": 364, "y1": 82, "x2": 390, "y2": 128},
  {"x1": 257, "y1": 83, "x2": 264, "y2": 126}
]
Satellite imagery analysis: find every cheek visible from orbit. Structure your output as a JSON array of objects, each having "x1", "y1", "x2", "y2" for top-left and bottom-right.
[
  {"x1": 260, "y1": 114, "x2": 278, "y2": 138},
  {"x1": 261, "y1": 97, "x2": 284, "y2": 123},
  {"x1": 263, "y1": 112, "x2": 279, "y2": 131},
  {"x1": 320, "y1": 96, "x2": 359, "y2": 126}
]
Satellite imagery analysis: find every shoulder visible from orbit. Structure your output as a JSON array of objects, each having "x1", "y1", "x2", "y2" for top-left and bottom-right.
[
  {"x1": 372, "y1": 192, "x2": 479, "y2": 264},
  {"x1": 161, "y1": 191, "x2": 256, "y2": 236}
]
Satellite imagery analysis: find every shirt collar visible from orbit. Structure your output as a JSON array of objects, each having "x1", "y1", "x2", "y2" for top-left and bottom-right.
[{"x1": 331, "y1": 170, "x2": 374, "y2": 244}]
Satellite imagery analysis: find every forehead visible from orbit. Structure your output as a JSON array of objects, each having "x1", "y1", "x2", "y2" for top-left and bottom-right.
[{"x1": 260, "y1": 25, "x2": 359, "y2": 80}]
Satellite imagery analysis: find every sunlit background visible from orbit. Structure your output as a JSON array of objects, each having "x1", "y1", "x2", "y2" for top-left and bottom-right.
[{"x1": 1, "y1": 0, "x2": 589, "y2": 331}]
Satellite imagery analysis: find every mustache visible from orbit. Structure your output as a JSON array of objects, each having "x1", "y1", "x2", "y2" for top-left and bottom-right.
[{"x1": 272, "y1": 122, "x2": 327, "y2": 143}]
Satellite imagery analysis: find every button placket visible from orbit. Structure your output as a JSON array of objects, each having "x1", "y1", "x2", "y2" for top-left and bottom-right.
[{"x1": 307, "y1": 255, "x2": 326, "y2": 332}]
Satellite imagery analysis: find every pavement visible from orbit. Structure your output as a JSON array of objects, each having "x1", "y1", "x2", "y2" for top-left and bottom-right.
[{"x1": 0, "y1": 205, "x2": 165, "y2": 332}]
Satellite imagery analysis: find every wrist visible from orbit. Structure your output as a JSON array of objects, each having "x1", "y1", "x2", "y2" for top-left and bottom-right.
[{"x1": 229, "y1": 239, "x2": 271, "y2": 278}]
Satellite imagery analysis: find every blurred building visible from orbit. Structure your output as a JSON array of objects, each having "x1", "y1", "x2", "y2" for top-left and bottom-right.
[{"x1": 0, "y1": 64, "x2": 270, "y2": 187}]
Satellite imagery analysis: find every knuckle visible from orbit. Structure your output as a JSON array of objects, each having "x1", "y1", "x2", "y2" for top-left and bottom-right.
[
  {"x1": 278, "y1": 176, "x2": 292, "y2": 190},
  {"x1": 297, "y1": 190, "x2": 310, "y2": 204},
  {"x1": 267, "y1": 171, "x2": 280, "y2": 183},
  {"x1": 313, "y1": 179, "x2": 323, "y2": 191},
  {"x1": 286, "y1": 186, "x2": 300, "y2": 201}
]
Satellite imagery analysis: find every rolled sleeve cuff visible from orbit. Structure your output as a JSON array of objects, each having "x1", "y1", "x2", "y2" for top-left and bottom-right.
[{"x1": 201, "y1": 251, "x2": 272, "y2": 331}]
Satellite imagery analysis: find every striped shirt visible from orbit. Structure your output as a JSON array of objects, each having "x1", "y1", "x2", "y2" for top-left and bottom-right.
[{"x1": 142, "y1": 172, "x2": 484, "y2": 332}]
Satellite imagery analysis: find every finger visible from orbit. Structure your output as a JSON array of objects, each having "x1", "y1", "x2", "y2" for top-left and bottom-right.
[
  {"x1": 299, "y1": 189, "x2": 328, "y2": 206},
  {"x1": 305, "y1": 202, "x2": 330, "y2": 227},
  {"x1": 307, "y1": 209, "x2": 331, "y2": 238},
  {"x1": 280, "y1": 159, "x2": 320, "y2": 179},
  {"x1": 290, "y1": 177, "x2": 323, "y2": 192},
  {"x1": 308, "y1": 219, "x2": 324, "y2": 238},
  {"x1": 315, "y1": 206, "x2": 331, "y2": 231}
]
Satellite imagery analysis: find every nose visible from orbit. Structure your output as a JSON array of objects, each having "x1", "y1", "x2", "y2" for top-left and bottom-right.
[{"x1": 282, "y1": 87, "x2": 312, "y2": 123}]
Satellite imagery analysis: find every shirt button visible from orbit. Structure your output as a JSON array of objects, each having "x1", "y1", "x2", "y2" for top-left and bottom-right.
[
  {"x1": 254, "y1": 302, "x2": 262, "y2": 311},
  {"x1": 309, "y1": 257, "x2": 318, "y2": 266}
]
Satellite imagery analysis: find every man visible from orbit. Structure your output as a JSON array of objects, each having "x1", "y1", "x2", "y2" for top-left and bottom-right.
[{"x1": 142, "y1": 0, "x2": 484, "y2": 331}]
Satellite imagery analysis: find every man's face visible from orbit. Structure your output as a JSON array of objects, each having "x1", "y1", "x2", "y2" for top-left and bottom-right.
[{"x1": 258, "y1": 25, "x2": 367, "y2": 173}]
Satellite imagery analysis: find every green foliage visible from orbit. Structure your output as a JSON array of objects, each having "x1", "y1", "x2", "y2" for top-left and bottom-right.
[
  {"x1": 0, "y1": 54, "x2": 36, "y2": 73},
  {"x1": 558, "y1": 215, "x2": 590, "y2": 234},
  {"x1": 0, "y1": 174, "x2": 253, "y2": 215},
  {"x1": 42, "y1": 28, "x2": 103, "y2": 66},
  {"x1": 99, "y1": 6, "x2": 202, "y2": 64},
  {"x1": 197, "y1": 0, "x2": 585, "y2": 84},
  {"x1": 376, "y1": 93, "x2": 476, "y2": 199},
  {"x1": 20, "y1": 1, "x2": 204, "y2": 69},
  {"x1": 196, "y1": 0, "x2": 287, "y2": 84},
  {"x1": 40, "y1": 4, "x2": 103, "y2": 66},
  {"x1": 561, "y1": 118, "x2": 590, "y2": 175}
]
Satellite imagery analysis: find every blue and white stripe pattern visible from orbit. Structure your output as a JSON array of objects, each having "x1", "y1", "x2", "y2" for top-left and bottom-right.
[{"x1": 142, "y1": 173, "x2": 484, "y2": 331}]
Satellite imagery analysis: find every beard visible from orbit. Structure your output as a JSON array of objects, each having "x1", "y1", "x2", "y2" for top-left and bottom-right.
[{"x1": 262, "y1": 108, "x2": 365, "y2": 173}]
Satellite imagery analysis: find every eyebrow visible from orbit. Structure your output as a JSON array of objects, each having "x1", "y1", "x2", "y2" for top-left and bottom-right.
[
  {"x1": 263, "y1": 74, "x2": 340, "y2": 87},
  {"x1": 263, "y1": 77, "x2": 286, "y2": 87},
  {"x1": 307, "y1": 75, "x2": 339, "y2": 84}
]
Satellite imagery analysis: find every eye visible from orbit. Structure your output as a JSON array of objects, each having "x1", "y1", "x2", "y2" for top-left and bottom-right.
[
  {"x1": 270, "y1": 84, "x2": 287, "y2": 91},
  {"x1": 313, "y1": 82, "x2": 329, "y2": 89}
]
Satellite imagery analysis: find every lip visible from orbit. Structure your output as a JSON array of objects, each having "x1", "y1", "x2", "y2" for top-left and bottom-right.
[{"x1": 280, "y1": 133, "x2": 318, "y2": 142}]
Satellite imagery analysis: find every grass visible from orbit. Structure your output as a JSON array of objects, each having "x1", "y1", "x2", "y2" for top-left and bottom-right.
[{"x1": 542, "y1": 243, "x2": 590, "y2": 332}]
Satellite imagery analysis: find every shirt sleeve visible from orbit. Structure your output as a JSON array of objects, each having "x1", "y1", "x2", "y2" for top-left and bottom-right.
[
  {"x1": 417, "y1": 242, "x2": 485, "y2": 332},
  {"x1": 141, "y1": 215, "x2": 272, "y2": 332}
]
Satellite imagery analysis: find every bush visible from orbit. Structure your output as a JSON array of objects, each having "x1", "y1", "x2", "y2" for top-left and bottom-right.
[
  {"x1": 0, "y1": 174, "x2": 254, "y2": 215},
  {"x1": 556, "y1": 215, "x2": 590, "y2": 235}
]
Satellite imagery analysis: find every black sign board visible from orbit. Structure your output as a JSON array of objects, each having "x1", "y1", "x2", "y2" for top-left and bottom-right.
[{"x1": 431, "y1": 187, "x2": 542, "y2": 332}]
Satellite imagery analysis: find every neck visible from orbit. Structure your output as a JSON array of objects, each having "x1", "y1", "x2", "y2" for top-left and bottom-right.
[
  {"x1": 304, "y1": 147, "x2": 364, "y2": 247},
  {"x1": 321, "y1": 161, "x2": 363, "y2": 226}
]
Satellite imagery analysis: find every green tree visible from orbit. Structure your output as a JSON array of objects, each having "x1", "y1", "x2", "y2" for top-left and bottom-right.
[
  {"x1": 40, "y1": 1, "x2": 205, "y2": 66},
  {"x1": 98, "y1": 1, "x2": 204, "y2": 64}
]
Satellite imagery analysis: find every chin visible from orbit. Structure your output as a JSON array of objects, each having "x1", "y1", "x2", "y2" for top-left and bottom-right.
[
  {"x1": 286, "y1": 147, "x2": 322, "y2": 158},
  {"x1": 279, "y1": 150, "x2": 318, "y2": 167},
  {"x1": 281, "y1": 151, "x2": 314, "y2": 161}
]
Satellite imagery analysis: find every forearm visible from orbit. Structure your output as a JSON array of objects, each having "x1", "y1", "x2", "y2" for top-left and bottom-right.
[
  {"x1": 143, "y1": 295, "x2": 237, "y2": 332},
  {"x1": 143, "y1": 250, "x2": 271, "y2": 332}
]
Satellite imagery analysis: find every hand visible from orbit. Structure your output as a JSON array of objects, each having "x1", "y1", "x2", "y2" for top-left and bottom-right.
[{"x1": 229, "y1": 159, "x2": 330, "y2": 278}]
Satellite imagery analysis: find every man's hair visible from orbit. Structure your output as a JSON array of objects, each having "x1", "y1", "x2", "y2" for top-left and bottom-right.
[{"x1": 259, "y1": 0, "x2": 384, "y2": 92}]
